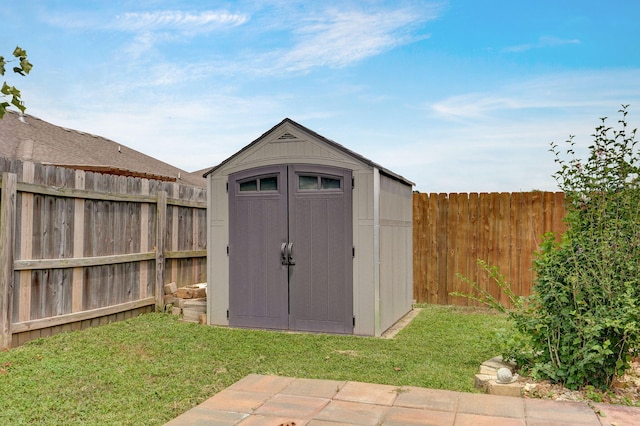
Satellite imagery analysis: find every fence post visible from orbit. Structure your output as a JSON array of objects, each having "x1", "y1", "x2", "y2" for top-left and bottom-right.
[
  {"x1": 155, "y1": 190, "x2": 167, "y2": 311},
  {"x1": 72, "y1": 169, "x2": 85, "y2": 313},
  {"x1": 0, "y1": 172, "x2": 17, "y2": 349}
]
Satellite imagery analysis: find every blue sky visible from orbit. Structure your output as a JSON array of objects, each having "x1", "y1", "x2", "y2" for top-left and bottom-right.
[{"x1": 2, "y1": 0, "x2": 640, "y2": 192}]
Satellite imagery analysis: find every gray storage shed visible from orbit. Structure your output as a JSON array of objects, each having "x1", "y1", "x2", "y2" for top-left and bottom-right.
[{"x1": 204, "y1": 118, "x2": 413, "y2": 336}]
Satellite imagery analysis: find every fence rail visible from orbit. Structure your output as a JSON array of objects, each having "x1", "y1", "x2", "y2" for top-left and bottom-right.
[
  {"x1": 0, "y1": 158, "x2": 206, "y2": 348},
  {"x1": 413, "y1": 192, "x2": 567, "y2": 307}
]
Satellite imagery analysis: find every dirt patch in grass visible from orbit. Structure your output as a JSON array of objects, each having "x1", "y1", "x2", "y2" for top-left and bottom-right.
[{"x1": 333, "y1": 350, "x2": 359, "y2": 357}]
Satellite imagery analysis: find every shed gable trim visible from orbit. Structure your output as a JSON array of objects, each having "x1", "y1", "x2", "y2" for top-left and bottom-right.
[
  {"x1": 203, "y1": 118, "x2": 414, "y2": 187},
  {"x1": 233, "y1": 133, "x2": 355, "y2": 170}
]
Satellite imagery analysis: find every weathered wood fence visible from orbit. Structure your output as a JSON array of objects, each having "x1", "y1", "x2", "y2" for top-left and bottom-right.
[
  {"x1": 0, "y1": 159, "x2": 206, "y2": 348},
  {"x1": 413, "y1": 192, "x2": 567, "y2": 307}
]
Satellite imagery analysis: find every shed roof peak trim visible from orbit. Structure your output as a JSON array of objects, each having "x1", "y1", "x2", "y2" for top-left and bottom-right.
[{"x1": 202, "y1": 118, "x2": 414, "y2": 186}]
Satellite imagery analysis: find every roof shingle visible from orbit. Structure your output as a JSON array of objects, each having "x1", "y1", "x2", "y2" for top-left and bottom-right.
[{"x1": 0, "y1": 110, "x2": 205, "y2": 187}]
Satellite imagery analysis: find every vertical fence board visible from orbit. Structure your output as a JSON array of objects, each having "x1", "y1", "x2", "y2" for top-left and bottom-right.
[
  {"x1": 18, "y1": 163, "x2": 34, "y2": 321},
  {"x1": 412, "y1": 193, "x2": 427, "y2": 302},
  {"x1": 543, "y1": 191, "x2": 556, "y2": 257},
  {"x1": 139, "y1": 179, "x2": 150, "y2": 298},
  {"x1": 445, "y1": 194, "x2": 458, "y2": 305},
  {"x1": 529, "y1": 192, "x2": 544, "y2": 286},
  {"x1": 72, "y1": 170, "x2": 85, "y2": 313},
  {"x1": 496, "y1": 193, "x2": 511, "y2": 306},
  {"x1": 553, "y1": 192, "x2": 566, "y2": 237},
  {"x1": 1, "y1": 173, "x2": 17, "y2": 349},
  {"x1": 192, "y1": 208, "x2": 199, "y2": 281},
  {"x1": 156, "y1": 191, "x2": 167, "y2": 310},
  {"x1": 507, "y1": 193, "x2": 529, "y2": 295},
  {"x1": 411, "y1": 194, "x2": 420, "y2": 301},
  {"x1": 485, "y1": 193, "x2": 499, "y2": 302},
  {"x1": 425, "y1": 194, "x2": 437, "y2": 303},
  {"x1": 518, "y1": 192, "x2": 533, "y2": 297},
  {"x1": 147, "y1": 186, "x2": 157, "y2": 298},
  {"x1": 455, "y1": 194, "x2": 470, "y2": 306},
  {"x1": 435, "y1": 193, "x2": 448, "y2": 304},
  {"x1": 476, "y1": 193, "x2": 490, "y2": 302},
  {"x1": 171, "y1": 204, "x2": 179, "y2": 283},
  {"x1": 467, "y1": 193, "x2": 480, "y2": 306},
  {"x1": 508, "y1": 192, "x2": 521, "y2": 300}
]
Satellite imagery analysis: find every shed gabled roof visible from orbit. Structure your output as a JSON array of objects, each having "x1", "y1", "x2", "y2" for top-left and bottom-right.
[
  {"x1": 203, "y1": 118, "x2": 414, "y2": 186},
  {"x1": 0, "y1": 110, "x2": 206, "y2": 187}
]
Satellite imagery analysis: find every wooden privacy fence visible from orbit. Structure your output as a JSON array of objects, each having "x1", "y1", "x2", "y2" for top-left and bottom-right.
[
  {"x1": 413, "y1": 192, "x2": 567, "y2": 307},
  {"x1": 0, "y1": 159, "x2": 206, "y2": 348}
]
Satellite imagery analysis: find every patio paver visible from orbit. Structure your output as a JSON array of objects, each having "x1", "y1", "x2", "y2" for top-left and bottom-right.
[
  {"x1": 593, "y1": 402, "x2": 640, "y2": 426},
  {"x1": 253, "y1": 393, "x2": 329, "y2": 418},
  {"x1": 457, "y1": 392, "x2": 525, "y2": 418},
  {"x1": 315, "y1": 400, "x2": 387, "y2": 425},
  {"x1": 281, "y1": 377, "x2": 347, "y2": 399},
  {"x1": 394, "y1": 386, "x2": 460, "y2": 412},
  {"x1": 334, "y1": 380, "x2": 400, "y2": 406},
  {"x1": 524, "y1": 398, "x2": 601, "y2": 425}
]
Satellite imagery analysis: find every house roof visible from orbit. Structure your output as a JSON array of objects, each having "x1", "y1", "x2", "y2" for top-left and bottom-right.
[
  {"x1": 203, "y1": 118, "x2": 414, "y2": 186},
  {"x1": 0, "y1": 110, "x2": 206, "y2": 187}
]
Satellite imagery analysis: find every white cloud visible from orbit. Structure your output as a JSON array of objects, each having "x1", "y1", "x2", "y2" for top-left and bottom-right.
[
  {"x1": 273, "y1": 9, "x2": 430, "y2": 72},
  {"x1": 43, "y1": 2, "x2": 440, "y2": 77},
  {"x1": 112, "y1": 10, "x2": 249, "y2": 57},
  {"x1": 234, "y1": 3, "x2": 440, "y2": 75},
  {"x1": 502, "y1": 36, "x2": 580, "y2": 53},
  {"x1": 115, "y1": 10, "x2": 248, "y2": 32},
  {"x1": 431, "y1": 95, "x2": 520, "y2": 120},
  {"x1": 429, "y1": 69, "x2": 640, "y2": 121},
  {"x1": 43, "y1": 9, "x2": 248, "y2": 34}
]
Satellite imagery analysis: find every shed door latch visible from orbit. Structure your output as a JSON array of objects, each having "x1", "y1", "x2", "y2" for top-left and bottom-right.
[{"x1": 281, "y1": 242, "x2": 295, "y2": 265}]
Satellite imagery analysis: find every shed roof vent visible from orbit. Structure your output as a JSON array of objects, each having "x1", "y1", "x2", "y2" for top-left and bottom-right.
[{"x1": 277, "y1": 132, "x2": 297, "y2": 140}]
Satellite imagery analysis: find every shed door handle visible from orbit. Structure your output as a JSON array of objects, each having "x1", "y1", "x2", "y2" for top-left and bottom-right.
[
  {"x1": 281, "y1": 242, "x2": 288, "y2": 265},
  {"x1": 287, "y1": 242, "x2": 295, "y2": 265}
]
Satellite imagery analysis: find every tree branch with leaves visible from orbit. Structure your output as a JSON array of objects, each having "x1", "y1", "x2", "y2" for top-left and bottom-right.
[{"x1": 0, "y1": 46, "x2": 33, "y2": 119}]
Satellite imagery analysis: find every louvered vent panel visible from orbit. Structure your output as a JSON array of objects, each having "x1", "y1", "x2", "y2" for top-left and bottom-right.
[{"x1": 277, "y1": 132, "x2": 297, "y2": 140}]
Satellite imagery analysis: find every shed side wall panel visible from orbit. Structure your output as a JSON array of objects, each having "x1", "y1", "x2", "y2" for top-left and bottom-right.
[
  {"x1": 353, "y1": 169, "x2": 375, "y2": 336},
  {"x1": 378, "y1": 175, "x2": 413, "y2": 333},
  {"x1": 207, "y1": 175, "x2": 229, "y2": 326}
]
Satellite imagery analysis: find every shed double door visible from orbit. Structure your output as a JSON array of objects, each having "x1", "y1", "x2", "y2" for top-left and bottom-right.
[{"x1": 228, "y1": 164, "x2": 353, "y2": 333}]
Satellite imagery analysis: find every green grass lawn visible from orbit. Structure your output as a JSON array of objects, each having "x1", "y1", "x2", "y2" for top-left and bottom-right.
[{"x1": 0, "y1": 305, "x2": 509, "y2": 425}]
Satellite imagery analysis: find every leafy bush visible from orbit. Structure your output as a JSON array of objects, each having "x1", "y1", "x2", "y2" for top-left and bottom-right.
[
  {"x1": 453, "y1": 106, "x2": 640, "y2": 390},
  {"x1": 526, "y1": 105, "x2": 640, "y2": 389}
]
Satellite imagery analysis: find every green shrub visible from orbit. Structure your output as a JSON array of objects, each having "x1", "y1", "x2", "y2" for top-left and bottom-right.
[
  {"x1": 524, "y1": 106, "x2": 640, "y2": 389},
  {"x1": 453, "y1": 106, "x2": 640, "y2": 390}
]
